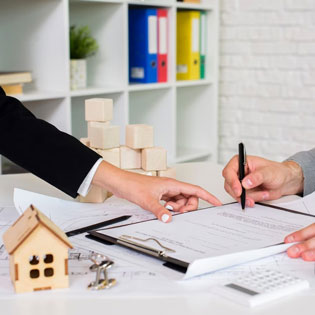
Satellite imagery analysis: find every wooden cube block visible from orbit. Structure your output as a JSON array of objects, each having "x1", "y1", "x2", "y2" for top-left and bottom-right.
[
  {"x1": 98, "y1": 148, "x2": 120, "y2": 168},
  {"x1": 80, "y1": 137, "x2": 90, "y2": 147},
  {"x1": 142, "y1": 147, "x2": 167, "y2": 171},
  {"x1": 87, "y1": 121, "x2": 110, "y2": 139},
  {"x1": 78, "y1": 185, "x2": 107, "y2": 203},
  {"x1": 85, "y1": 98, "x2": 113, "y2": 122},
  {"x1": 158, "y1": 167, "x2": 176, "y2": 179},
  {"x1": 120, "y1": 146, "x2": 141, "y2": 169},
  {"x1": 127, "y1": 169, "x2": 157, "y2": 176},
  {"x1": 126, "y1": 124, "x2": 154, "y2": 149},
  {"x1": 89, "y1": 124, "x2": 120, "y2": 149}
]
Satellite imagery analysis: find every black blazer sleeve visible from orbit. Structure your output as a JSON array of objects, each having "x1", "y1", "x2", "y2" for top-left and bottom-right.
[{"x1": 0, "y1": 87, "x2": 101, "y2": 198}]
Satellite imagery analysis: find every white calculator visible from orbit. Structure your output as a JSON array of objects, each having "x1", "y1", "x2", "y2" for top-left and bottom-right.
[{"x1": 215, "y1": 269, "x2": 310, "y2": 307}]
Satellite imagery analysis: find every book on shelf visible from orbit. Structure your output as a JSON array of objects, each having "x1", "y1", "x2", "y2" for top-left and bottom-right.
[
  {"x1": 0, "y1": 71, "x2": 32, "y2": 85},
  {"x1": 157, "y1": 8, "x2": 168, "y2": 83},
  {"x1": 177, "y1": 10, "x2": 201, "y2": 80},
  {"x1": 200, "y1": 11, "x2": 206, "y2": 79},
  {"x1": 129, "y1": 7, "x2": 158, "y2": 83},
  {"x1": 176, "y1": 10, "x2": 207, "y2": 81},
  {"x1": 2, "y1": 84, "x2": 23, "y2": 95}
]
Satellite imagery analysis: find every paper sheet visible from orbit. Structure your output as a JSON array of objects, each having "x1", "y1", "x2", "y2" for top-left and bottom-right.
[
  {"x1": 0, "y1": 205, "x2": 18, "y2": 226},
  {"x1": 275, "y1": 190, "x2": 315, "y2": 215},
  {"x1": 99, "y1": 203, "x2": 315, "y2": 279},
  {"x1": 184, "y1": 243, "x2": 294, "y2": 279},
  {"x1": 13, "y1": 188, "x2": 155, "y2": 232}
]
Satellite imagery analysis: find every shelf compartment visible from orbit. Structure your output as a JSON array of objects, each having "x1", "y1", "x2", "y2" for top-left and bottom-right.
[
  {"x1": 129, "y1": 88, "x2": 176, "y2": 161},
  {"x1": 70, "y1": 1, "x2": 126, "y2": 89},
  {"x1": 71, "y1": 92, "x2": 127, "y2": 143},
  {"x1": 0, "y1": 0, "x2": 68, "y2": 93},
  {"x1": 176, "y1": 84, "x2": 216, "y2": 161}
]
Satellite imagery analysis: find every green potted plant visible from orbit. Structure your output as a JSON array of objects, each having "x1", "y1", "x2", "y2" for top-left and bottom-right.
[{"x1": 69, "y1": 25, "x2": 99, "y2": 90}]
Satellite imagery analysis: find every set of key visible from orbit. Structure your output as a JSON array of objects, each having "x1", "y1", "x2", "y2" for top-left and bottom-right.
[{"x1": 88, "y1": 253, "x2": 116, "y2": 290}]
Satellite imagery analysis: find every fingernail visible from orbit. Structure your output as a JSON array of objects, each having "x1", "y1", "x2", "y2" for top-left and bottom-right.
[
  {"x1": 287, "y1": 236, "x2": 295, "y2": 243},
  {"x1": 290, "y1": 246, "x2": 300, "y2": 254},
  {"x1": 165, "y1": 205, "x2": 173, "y2": 211},
  {"x1": 161, "y1": 214, "x2": 170, "y2": 223},
  {"x1": 245, "y1": 179, "x2": 253, "y2": 187},
  {"x1": 246, "y1": 200, "x2": 251, "y2": 207}
]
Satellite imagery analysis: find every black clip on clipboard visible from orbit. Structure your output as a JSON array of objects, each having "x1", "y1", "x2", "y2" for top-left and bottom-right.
[
  {"x1": 86, "y1": 202, "x2": 315, "y2": 275},
  {"x1": 86, "y1": 231, "x2": 189, "y2": 274}
]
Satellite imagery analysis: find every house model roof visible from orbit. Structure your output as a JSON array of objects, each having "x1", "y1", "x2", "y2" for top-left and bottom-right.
[{"x1": 3, "y1": 204, "x2": 73, "y2": 254}]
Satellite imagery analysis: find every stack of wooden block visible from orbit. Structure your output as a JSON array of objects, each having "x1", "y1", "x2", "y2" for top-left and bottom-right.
[{"x1": 79, "y1": 98, "x2": 176, "y2": 203}]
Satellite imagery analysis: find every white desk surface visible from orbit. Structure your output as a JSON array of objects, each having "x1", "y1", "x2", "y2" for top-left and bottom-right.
[{"x1": 1, "y1": 162, "x2": 314, "y2": 315}]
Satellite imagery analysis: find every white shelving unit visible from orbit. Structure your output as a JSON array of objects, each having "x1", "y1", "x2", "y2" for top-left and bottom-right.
[{"x1": 0, "y1": 0, "x2": 219, "y2": 174}]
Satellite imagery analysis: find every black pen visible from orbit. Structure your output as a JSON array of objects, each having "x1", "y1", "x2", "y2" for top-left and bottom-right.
[
  {"x1": 65, "y1": 215, "x2": 131, "y2": 237},
  {"x1": 238, "y1": 142, "x2": 246, "y2": 211}
]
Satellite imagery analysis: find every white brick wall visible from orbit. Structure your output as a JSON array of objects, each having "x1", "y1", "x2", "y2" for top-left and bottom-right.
[{"x1": 219, "y1": 0, "x2": 315, "y2": 164}]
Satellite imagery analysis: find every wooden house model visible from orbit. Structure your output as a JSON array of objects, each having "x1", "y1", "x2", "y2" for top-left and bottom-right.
[{"x1": 3, "y1": 204, "x2": 73, "y2": 293}]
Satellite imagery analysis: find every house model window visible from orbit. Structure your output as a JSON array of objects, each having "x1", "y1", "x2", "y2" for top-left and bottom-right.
[
  {"x1": 28, "y1": 254, "x2": 55, "y2": 279},
  {"x1": 29, "y1": 255, "x2": 39, "y2": 265},
  {"x1": 44, "y1": 254, "x2": 53, "y2": 263}
]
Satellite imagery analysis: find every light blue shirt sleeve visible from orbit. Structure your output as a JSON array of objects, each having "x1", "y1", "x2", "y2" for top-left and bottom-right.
[{"x1": 286, "y1": 148, "x2": 315, "y2": 196}]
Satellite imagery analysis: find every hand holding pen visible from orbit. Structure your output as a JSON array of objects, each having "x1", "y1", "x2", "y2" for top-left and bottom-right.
[{"x1": 222, "y1": 154, "x2": 304, "y2": 207}]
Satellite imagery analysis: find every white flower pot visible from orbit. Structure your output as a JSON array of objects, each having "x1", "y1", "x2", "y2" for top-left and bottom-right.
[{"x1": 70, "y1": 59, "x2": 87, "y2": 90}]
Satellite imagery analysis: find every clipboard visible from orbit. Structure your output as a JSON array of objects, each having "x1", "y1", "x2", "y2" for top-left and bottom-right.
[
  {"x1": 86, "y1": 204, "x2": 220, "y2": 273},
  {"x1": 86, "y1": 202, "x2": 315, "y2": 276},
  {"x1": 86, "y1": 231, "x2": 189, "y2": 273}
]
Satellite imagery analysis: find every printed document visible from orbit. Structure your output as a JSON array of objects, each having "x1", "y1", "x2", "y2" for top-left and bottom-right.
[
  {"x1": 13, "y1": 188, "x2": 155, "y2": 232},
  {"x1": 99, "y1": 203, "x2": 315, "y2": 279},
  {"x1": 275, "y1": 190, "x2": 315, "y2": 215}
]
